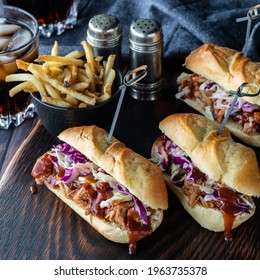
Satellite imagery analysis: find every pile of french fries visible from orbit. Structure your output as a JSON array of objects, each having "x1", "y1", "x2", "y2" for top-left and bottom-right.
[{"x1": 5, "y1": 40, "x2": 116, "y2": 108}]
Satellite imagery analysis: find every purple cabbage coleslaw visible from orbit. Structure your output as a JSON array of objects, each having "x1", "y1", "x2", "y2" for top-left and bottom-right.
[
  {"x1": 200, "y1": 80, "x2": 260, "y2": 115},
  {"x1": 116, "y1": 184, "x2": 148, "y2": 224},
  {"x1": 49, "y1": 143, "x2": 149, "y2": 224},
  {"x1": 155, "y1": 135, "x2": 253, "y2": 215}
]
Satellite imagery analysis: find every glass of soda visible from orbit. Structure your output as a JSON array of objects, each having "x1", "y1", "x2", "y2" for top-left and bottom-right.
[
  {"x1": 0, "y1": 5, "x2": 39, "y2": 129},
  {"x1": 3, "y1": 0, "x2": 79, "y2": 37}
]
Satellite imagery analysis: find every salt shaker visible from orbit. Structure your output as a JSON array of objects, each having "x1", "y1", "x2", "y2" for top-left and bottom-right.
[
  {"x1": 129, "y1": 19, "x2": 163, "y2": 101},
  {"x1": 87, "y1": 14, "x2": 122, "y2": 70}
]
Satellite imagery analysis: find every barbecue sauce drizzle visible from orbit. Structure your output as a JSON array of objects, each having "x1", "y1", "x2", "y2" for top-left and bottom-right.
[
  {"x1": 159, "y1": 137, "x2": 251, "y2": 241},
  {"x1": 32, "y1": 154, "x2": 152, "y2": 254},
  {"x1": 218, "y1": 186, "x2": 242, "y2": 241}
]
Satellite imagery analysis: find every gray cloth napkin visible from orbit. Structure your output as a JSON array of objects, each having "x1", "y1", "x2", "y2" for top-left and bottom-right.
[{"x1": 39, "y1": 0, "x2": 260, "y2": 61}]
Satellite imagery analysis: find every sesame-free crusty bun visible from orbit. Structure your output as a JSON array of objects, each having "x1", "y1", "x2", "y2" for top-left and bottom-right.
[
  {"x1": 184, "y1": 43, "x2": 260, "y2": 105},
  {"x1": 32, "y1": 125, "x2": 168, "y2": 254},
  {"x1": 181, "y1": 98, "x2": 260, "y2": 147},
  {"x1": 151, "y1": 113, "x2": 259, "y2": 237},
  {"x1": 151, "y1": 136, "x2": 255, "y2": 233},
  {"x1": 58, "y1": 125, "x2": 168, "y2": 210},
  {"x1": 159, "y1": 113, "x2": 260, "y2": 196}
]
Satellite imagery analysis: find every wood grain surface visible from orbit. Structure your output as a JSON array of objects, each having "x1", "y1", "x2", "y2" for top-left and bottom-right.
[{"x1": 0, "y1": 61, "x2": 260, "y2": 260}]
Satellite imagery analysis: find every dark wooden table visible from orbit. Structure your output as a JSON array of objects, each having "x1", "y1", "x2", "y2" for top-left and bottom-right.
[{"x1": 1, "y1": 60, "x2": 260, "y2": 260}]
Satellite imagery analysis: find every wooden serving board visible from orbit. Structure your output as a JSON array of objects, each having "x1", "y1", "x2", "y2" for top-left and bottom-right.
[{"x1": 1, "y1": 63, "x2": 260, "y2": 260}]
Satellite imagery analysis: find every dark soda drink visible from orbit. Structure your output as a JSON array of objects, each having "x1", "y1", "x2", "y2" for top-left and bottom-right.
[
  {"x1": 3, "y1": 0, "x2": 77, "y2": 25},
  {"x1": 0, "y1": 6, "x2": 39, "y2": 128}
]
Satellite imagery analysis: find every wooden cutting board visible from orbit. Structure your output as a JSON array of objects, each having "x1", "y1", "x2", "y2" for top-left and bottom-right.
[{"x1": 0, "y1": 120, "x2": 260, "y2": 260}]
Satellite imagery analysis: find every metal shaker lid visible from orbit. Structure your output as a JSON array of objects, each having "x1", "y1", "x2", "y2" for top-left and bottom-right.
[
  {"x1": 129, "y1": 19, "x2": 162, "y2": 46},
  {"x1": 87, "y1": 14, "x2": 122, "y2": 47}
]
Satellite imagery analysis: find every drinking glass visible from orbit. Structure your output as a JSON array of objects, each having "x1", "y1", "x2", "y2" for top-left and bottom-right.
[
  {"x1": 3, "y1": 0, "x2": 79, "y2": 37},
  {"x1": 0, "y1": 5, "x2": 39, "y2": 129}
]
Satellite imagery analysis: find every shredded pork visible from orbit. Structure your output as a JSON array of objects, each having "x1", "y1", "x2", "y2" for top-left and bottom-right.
[{"x1": 177, "y1": 73, "x2": 260, "y2": 135}]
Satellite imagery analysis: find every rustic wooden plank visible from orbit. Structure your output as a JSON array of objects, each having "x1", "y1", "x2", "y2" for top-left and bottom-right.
[{"x1": 0, "y1": 61, "x2": 260, "y2": 260}]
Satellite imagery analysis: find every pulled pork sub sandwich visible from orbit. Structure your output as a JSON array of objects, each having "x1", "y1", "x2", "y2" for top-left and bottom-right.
[
  {"x1": 31, "y1": 125, "x2": 168, "y2": 254},
  {"x1": 176, "y1": 43, "x2": 260, "y2": 147},
  {"x1": 151, "y1": 113, "x2": 260, "y2": 241}
]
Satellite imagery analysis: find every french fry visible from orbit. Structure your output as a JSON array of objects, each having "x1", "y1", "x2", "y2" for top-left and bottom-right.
[
  {"x1": 64, "y1": 94, "x2": 79, "y2": 107},
  {"x1": 102, "y1": 68, "x2": 116, "y2": 96},
  {"x1": 28, "y1": 76, "x2": 47, "y2": 97},
  {"x1": 84, "y1": 63, "x2": 95, "y2": 92},
  {"x1": 81, "y1": 40, "x2": 95, "y2": 73},
  {"x1": 9, "y1": 81, "x2": 33, "y2": 97},
  {"x1": 35, "y1": 55, "x2": 85, "y2": 67},
  {"x1": 63, "y1": 67, "x2": 72, "y2": 87},
  {"x1": 102, "y1": 55, "x2": 116, "y2": 94},
  {"x1": 70, "y1": 82, "x2": 89, "y2": 91},
  {"x1": 16, "y1": 60, "x2": 30, "y2": 71},
  {"x1": 44, "y1": 83, "x2": 62, "y2": 100},
  {"x1": 51, "y1": 41, "x2": 59, "y2": 56},
  {"x1": 5, "y1": 40, "x2": 117, "y2": 109},
  {"x1": 104, "y1": 54, "x2": 116, "y2": 82},
  {"x1": 65, "y1": 50, "x2": 85, "y2": 59},
  {"x1": 98, "y1": 92, "x2": 111, "y2": 102},
  {"x1": 5, "y1": 73, "x2": 32, "y2": 82},
  {"x1": 28, "y1": 64, "x2": 96, "y2": 105},
  {"x1": 63, "y1": 65, "x2": 78, "y2": 87},
  {"x1": 42, "y1": 96, "x2": 71, "y2": 108},
  {"x1": 78, "y1": 102, "x2": 90, "y2": 108}
]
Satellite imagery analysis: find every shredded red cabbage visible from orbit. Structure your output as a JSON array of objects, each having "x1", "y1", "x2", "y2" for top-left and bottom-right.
[
  {"x1": 50, "y1": 143, "x2": 148, "y2": 220},
  {"x1": 205, "y1": 81, "x2": 215, "y2": 90},
  {"x1": 116, "y1": 183, "x2": 148, "y2": 225},
  {"x1": 204, "y1": 187, "x2": 250, "y2": 214},
  {"x1": 158, "y1": 136, "x2": 251, "y2": 215},
  {"x1": 54, "y1": 143, "x2": 89, "y2": 164},
  {"x1": 162, "y1": 135, "x2": 197, "y2": 182}
]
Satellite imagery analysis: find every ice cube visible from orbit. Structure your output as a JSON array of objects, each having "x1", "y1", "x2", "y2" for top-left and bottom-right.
[
  {"x1": 0, "y1": 24, "x2": 21, "y2": 36},
  {"x1": 0, "y1": 36, "x2": 11, "y2": 51},
  {"x1": 0, "y1": 18, "x2": 7, "y2": 24},
  {"x1": 2, "y1": 28, "x2": 32, "y2": 52}
]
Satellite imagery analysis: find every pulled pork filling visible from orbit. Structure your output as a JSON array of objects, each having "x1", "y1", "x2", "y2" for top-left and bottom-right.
[
  {"x1": 176, "y1": 73, "x2": 260, "y2": 135},
  {"x1": 152, "y1": 135, "x2": 254, "y2": 240},
  {"x1": 31, "y1": 143, "x2": 153, "y2": 254}
]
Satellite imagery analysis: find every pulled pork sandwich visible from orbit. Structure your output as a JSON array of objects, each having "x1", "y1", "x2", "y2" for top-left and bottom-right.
[
  {"x1": 32, "y1": 125, "x2": 168, "y2": 254},
  {"x1": 151, "y1": 113, "x2": 260, "y2": 241},
  {"x1": 176, "y1": 43, "x2": 260, "y2": 147}
]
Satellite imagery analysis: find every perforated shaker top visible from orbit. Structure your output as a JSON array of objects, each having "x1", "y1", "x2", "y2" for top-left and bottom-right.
[
  {"x1": 87, "y1": 14, "x2": 121, "y2": 43},
  {"x1": 129, "y1": 19, "x2": 162, "y2": 45}
]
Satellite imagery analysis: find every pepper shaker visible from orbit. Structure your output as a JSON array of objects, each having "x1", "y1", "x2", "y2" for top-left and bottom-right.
[
  {"x1": 87, "y1": 14, "x2": 122, "y2": 70},
  {"x1": 129, "y1": 19, "x2": 163, "y2": 101}
]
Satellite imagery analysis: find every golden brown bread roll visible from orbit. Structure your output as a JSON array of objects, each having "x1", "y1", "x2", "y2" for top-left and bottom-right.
[
  {"x1": 151, "y1": 113, "x2": 260, "y2": 239},
  {"x1": 185, "y1": 43, "x2": 260, "y2": 105},
  {"x1": 176, "y1": 43, "x2": 260, "y2": 147},
  {"x1": 32, "y1": 125, "x2": 168, "y2": 254}
]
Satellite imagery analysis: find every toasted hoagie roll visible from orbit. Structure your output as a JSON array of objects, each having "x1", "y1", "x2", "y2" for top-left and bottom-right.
[
  {"x1": 151, "y1": 113, "x2": 260, "y2": 240},
  {"x1": 32, "y1": 125, "x2": 168, "y2": 254},
  {"x1": 176, "y1": 43, "x2": 260, "y2": 147}
]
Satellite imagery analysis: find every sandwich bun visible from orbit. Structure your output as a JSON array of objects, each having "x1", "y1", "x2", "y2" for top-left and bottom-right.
[
  {"x1": 177, "y1": 43, "x2": 260, "y2": 147},
  {"x1": 46, "y1": 183, "x2": 164, "y2": 244},
  {"x1": 152, "y1": 135, "x2": 255, "y2": 233},
  {"x1": 181, "y1": 97, "x2": 260, "y2": 147},
  {"x1": 158, "y1": 113, "x2": 260, "y2": 196},
  {"x1": 151, "y1": 113, "x2": 260, "y2": 233},
  {"x1": 184, "y1": 43, "x2": 260, "y2": 105},
  {"x1": 58, "y1": 126, "x2": 168, "y2": 210},
  {"x1": 33, "y1": 125, "x2": 168, "y2": 246}
]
